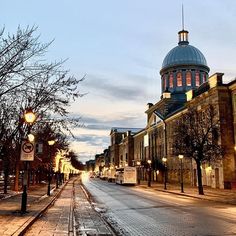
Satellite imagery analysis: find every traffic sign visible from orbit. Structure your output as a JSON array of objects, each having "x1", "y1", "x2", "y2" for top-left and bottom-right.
[{"x1": 20, "y1": 140, "x2": 35, "y2": 161}]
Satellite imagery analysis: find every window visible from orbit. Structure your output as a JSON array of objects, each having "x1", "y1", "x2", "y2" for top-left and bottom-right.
[
  {"x1": 163, "y1": 75, "x2": 166, "y2": 90},
  {"x1": 177, "y1": 72, "x2": 182, "y2": 86},
  {"x1": 195, "y1": 71, "x2": 200, "y2": 86},
  {"x1": 186, "y1": 71, "x2": 192, "y2": 86},
  {"x1": 202, "y1": 73, "x2": 206, "y2": 83},
  {"x1": 169, "y1": 73, "x2": 174, "y2": 88}
]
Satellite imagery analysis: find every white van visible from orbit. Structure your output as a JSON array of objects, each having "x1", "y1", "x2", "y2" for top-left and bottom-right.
[
  {"x1": 107, "y1": 168, "x2": 116, "y2": 182},
  {"x1": 115, "y1": 167, "x2": 137, "y2": 185}
]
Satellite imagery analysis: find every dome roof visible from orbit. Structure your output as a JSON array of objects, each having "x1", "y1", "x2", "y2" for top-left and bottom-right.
[{"x1": 161, "y1": 30, "x2": 209, "y2": 72}]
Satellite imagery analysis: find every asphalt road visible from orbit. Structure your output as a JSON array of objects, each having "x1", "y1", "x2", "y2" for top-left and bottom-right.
[{"x1": 84, "y1": 178, "x2": 236, "y2": 236}]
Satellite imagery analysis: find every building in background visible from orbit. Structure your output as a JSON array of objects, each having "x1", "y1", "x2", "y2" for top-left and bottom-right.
[{"x1": 91, "y1": 26, "x2": 236, "y2": 189}]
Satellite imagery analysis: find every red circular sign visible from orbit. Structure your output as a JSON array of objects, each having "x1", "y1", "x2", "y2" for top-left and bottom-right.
[{"x1": 22, "y1": 142, "x2": 34, "y2": 153}]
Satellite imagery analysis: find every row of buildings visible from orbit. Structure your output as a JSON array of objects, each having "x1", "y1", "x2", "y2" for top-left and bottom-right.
[{"x1": 86, "y1": 27, "x2": 236, "y2": 189}]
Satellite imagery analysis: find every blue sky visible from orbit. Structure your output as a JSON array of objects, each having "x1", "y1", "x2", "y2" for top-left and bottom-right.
[{"x1": 2, "y1": 1, "x2": 236, "y2": 163}]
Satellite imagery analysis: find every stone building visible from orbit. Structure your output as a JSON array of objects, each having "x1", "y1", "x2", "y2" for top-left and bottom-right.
[
  {"x1": 110, "y1": 128, "x2": 142, "y2": 168},
  {"x1": 108, "y1": 26, "x2": 236, "y2": 189},
  {"x1": 143, "y1": 73, "x2": 236, "y2": 189}
]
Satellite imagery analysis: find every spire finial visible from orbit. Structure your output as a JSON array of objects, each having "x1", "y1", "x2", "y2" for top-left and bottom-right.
[{"x1": 178, "y1": 4, "x2": 189, "y2": 45}]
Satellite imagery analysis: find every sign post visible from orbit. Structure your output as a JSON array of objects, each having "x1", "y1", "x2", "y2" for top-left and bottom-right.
[
  {"x1": 20, "y1": 141, "x2": 35, "y2": 161},
  {"x1": 20, "y1": 140, "x2": 35, "y2": 213}
]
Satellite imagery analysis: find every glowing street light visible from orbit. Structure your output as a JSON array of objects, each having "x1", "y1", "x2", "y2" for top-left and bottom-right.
[
  {"x1": 147, "y1": 159, "x2": 152, "y2": 187},
  {"x1": 21, "y1": 108, "x2": 36, "y2": 213},
  {"x1": 27, "y1": 133, "x2": 35, "y2": 142},
  {"x1": 162, "y1": 157, "x2": 167, "y2": 190},
  {"x1": 178, "y1": 154, "x2": 184, "y2": 193},
  {"x1": 23, "y1": 109, "x2": 37, "y2": 124},
  {"x1": 136, "y1": 161, "x2": 141, "y2": 185},
  {"x1": 48, "y1": 140, "x2": 56, "y2": 146},
  {"x1": 47, "y1": 139, "x2": 55, "y2": 196}
]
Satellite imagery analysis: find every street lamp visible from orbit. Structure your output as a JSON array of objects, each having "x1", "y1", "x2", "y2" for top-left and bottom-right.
[
  {"x1": 162, "y1": 157, "x2": 167, "y2": 190},
  {"x1": 24, "y1": 109, "x2": 37, "y2": 124},
  {"x1": 136, "y1": 161, "x2": 141, "y2": 185},
  {"x1": 178, "y1": 154, "x2": 184, "y2": 193},
  {"x1": 47, "y1": 139, "x2": 55, "y2": 196},
  {"x1": 21, "y1": 108, "x2": 36, "y2": 213},
  {"x1": 147, "y1": 159, "x2": 152, "y2": 187},
  {"x1": 27, "y1": 133, "x2": 35, "y2": 142}
]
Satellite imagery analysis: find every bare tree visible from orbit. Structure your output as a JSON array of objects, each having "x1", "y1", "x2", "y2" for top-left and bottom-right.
[
  {"x1": 0, "y1": 26, "x2": 84, "y2": 192},
  {"x1": 69, "y1": 151, "x2": 84, "y2": 170},
  {"x1": 173, "y1": 105, "x2": 224, "y2": 195},
  {"x1": 0, "y1": 26, "x2": 52, "y2": 97}
]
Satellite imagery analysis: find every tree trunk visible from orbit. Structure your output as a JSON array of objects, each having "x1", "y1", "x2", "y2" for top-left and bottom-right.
[
  {"x1": 3, "y1": 169, "x2": 9, "y2": 194},
  {"x1": 196, "y1": 159, "x2": 204, "y2": 195},
  {"x1": 14, "y1": 159, "x2": 20, "y2": 192},
  {"x1": 32, "y1": 170, "x2": 35, "y2": 185},
  {"x1": 2, "y1": 148, "x2": 9, "y2": 194}
]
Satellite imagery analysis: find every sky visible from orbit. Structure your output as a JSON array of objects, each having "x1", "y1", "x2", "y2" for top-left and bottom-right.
[{"x1": 2, "y1": 1, "x2": 236, "y2": 163}]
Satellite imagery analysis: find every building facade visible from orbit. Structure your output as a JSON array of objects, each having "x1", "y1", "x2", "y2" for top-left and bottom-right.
[{"x1": 107, "y1": 27, "x2": 236, "y2": 189}]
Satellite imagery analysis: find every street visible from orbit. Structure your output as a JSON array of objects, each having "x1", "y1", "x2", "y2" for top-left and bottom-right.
[
  {"x1": 84, "y1": 178, "x2": 236, "y2": 236},
  {"x1": 24, "y1": 178, "x2": 114, "y2": 236}
]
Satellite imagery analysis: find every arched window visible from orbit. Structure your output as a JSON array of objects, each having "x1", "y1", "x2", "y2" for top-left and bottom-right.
[
  {"x1": 177, "y1": 72, "x2": 182, "y2": 87},
  {"x1": 186, "y1": 71, "x2": 192, "y2": 86},
  {"x1": 163, "y1": 75, "x2": 167, "y2": 90},
  {"x1": 202, "y1": 73, "x2": 206, "y2": 83},
  {"x1": 162, "y1": 75, "x2": 166, "y2": 91},
  {"x1": 195, "y1": 71, "x2": 200, "y2": 86},
  {"x1": 169, "y1": 73, "x2": 174, "y2": 88}
]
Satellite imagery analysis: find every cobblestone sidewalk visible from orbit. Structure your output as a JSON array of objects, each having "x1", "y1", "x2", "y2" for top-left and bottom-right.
[{"x1": 74, "y1": 181, "x2": 114, "y2": 236}]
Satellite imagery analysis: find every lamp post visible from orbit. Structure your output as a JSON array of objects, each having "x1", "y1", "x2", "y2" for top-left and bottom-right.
[
  {"x1": 162, "y1": 157, "x2": 167, "y2": 190},
  {"x1": 21, "y1": 109, "x2": 36, "y2": 213},
  {"x1": 47, "y1": 139, "x2": 55, "y2": 196},
  {"x1": 137, "y1": 161, "x2": 141, "y2": 185},
  {"x1": 178, "y1": 154, "x2": 184, "y2": 193},
  {"x1": 147, "y1": 159, "x2": 152, "y2": 187}
]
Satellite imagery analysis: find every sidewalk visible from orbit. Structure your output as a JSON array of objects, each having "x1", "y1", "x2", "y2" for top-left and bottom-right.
[
  {"x1": 0, "y1": 182, "x2": 63, "y2": 235},
  {"x1": 137, "y1": 181, "x2": 236, "y2": 205},
  {"x1": 0, "y1": 178, "x2": 114, "y2": 236}
]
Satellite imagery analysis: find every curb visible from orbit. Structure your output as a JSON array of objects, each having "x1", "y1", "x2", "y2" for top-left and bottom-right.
[
  {"x1": 81, "y1": 182, "x2": 117, "y2": 236},
  {"x1": 12, "y1": 181, "x2": 69, "y2": 236},
  {"x1": 68, "y1": 179, "x2": 76, "y2": 236},
  {"x1": 138, "y1": 185, "x2": 236, "y2": 206}
]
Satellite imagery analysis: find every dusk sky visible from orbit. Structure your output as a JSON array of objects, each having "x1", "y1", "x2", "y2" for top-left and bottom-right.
[{"x1": 2, "y1": 1, "x2": 236, "y2": 163}]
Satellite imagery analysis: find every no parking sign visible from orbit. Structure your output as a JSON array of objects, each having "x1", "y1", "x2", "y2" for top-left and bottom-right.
[{"x1": 20, "y1": 140, "x2": 35, "y2": 161}]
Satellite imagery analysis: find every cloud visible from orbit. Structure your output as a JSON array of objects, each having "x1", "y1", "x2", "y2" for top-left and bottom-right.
[
  {"x1": 83, "y1": 73, "x2": 150, "y2": 101},
  {"x1": 70, "y1": 134, "x2": 109, "y2": 164},
  {"x1": 75, "y1": 134, "x2": 109, "y2": 147},
  {"x1": 68, "y1": 111, "x2": 146, "y2": 164},
  {"x1": 80, "y1": 112, "x2": 145, "y2": 130}
]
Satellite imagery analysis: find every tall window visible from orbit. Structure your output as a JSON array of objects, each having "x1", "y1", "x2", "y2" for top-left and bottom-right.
[
  {"x1": 195, "y1": 71, "x2": 200, "y2": 86},
  {"x1": 186, "y1": 71, "x2": 192, "y2": 86},
  {"x1": 163, "y1": 75, "x2": 167, "y2": 90},
  {"x1": 202, "y1": 73, "x2": 206, "y2": 83},
  {"x1": 177, "y1": 72, "x2": 182, "y2": 87},
  {"x1": 169, "y1": 73, "x2": 174, "y2": 88}
]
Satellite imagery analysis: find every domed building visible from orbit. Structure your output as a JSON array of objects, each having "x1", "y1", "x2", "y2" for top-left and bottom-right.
[
  {"x1": 108, "y1": 25, "x2": 236, "y2": 190},
  {"x1": 160, "y1": 29, "x2": 209, "y2": 102}
]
